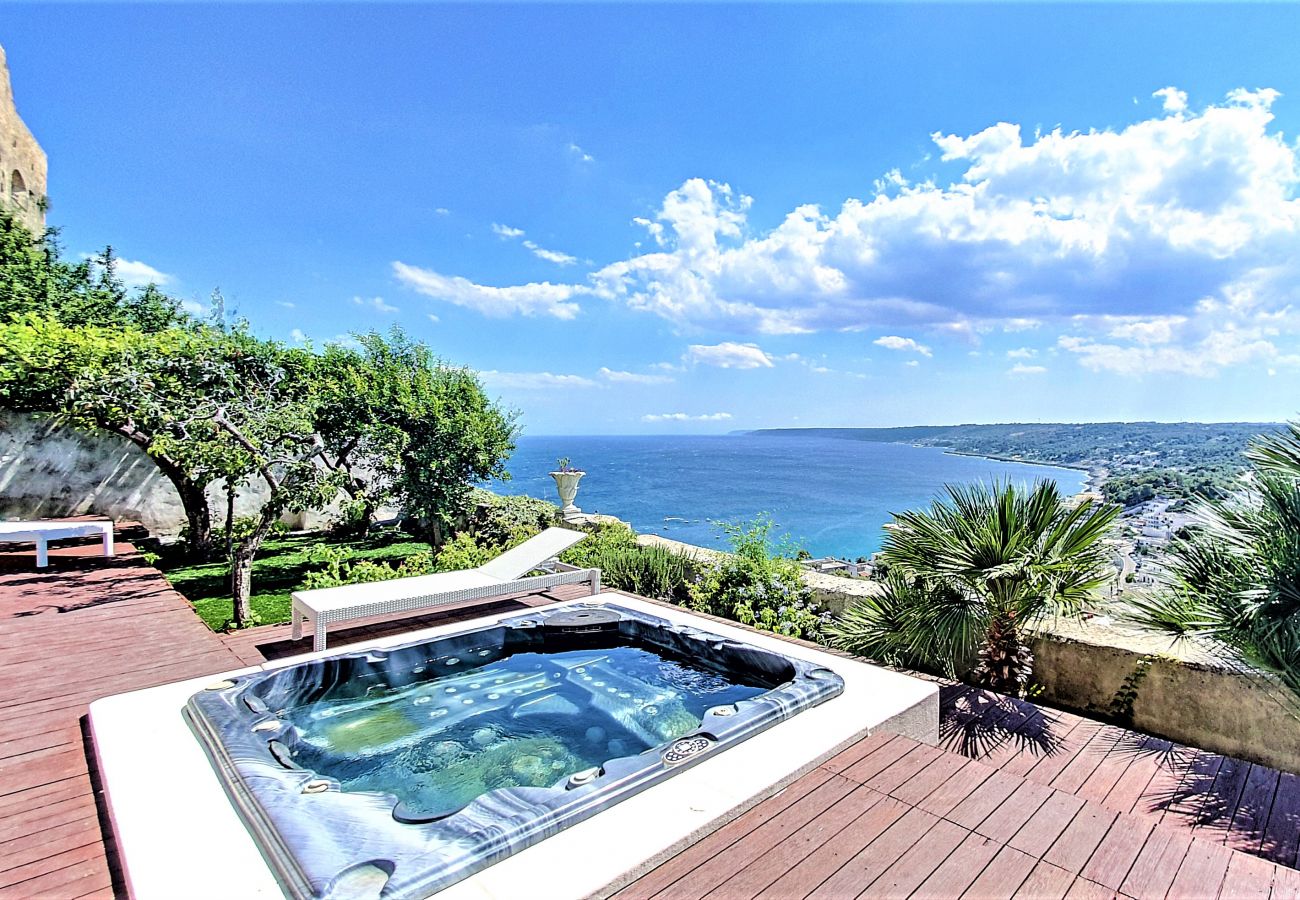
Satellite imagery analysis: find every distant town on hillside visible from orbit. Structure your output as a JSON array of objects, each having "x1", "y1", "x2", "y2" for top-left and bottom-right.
[{"x1": 750, "y1": 422, "x2": 1282, "y2": 506}]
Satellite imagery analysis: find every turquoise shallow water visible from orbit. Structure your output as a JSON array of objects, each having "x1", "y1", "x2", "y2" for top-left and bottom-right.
[
  {"x1": 492, "y1": 433, "x2": 1088, "y2": 559},
  {"x1": 284, "y1": 646, "x2": 766, "y2": 816}
]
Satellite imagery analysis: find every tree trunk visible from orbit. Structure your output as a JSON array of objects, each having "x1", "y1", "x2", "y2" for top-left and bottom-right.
[
  {"x1": 113, "y1": 426, "x2": 213, "y2": 555},
  {"x1": 224, "y1": 482, "x2": 236, "y2": 559},
  {"x1": 973, "y1": 611, "x2": 1034, "y2": 696},
  {"x1": 228, "y1": 510, "x2": 280, "y2": 629}
]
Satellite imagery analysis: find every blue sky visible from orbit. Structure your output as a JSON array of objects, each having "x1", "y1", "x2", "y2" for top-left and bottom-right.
[{"x1": 5, "y1": 4, "x2": 1300, "y2": 434}]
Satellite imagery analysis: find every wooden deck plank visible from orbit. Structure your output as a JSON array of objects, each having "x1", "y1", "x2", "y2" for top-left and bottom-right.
[
  {"x1": 709, "y1": 785, "x2": 887, "y2": 900},
  {"x1": 1103, "y1": 736, "x2": 1175, "y2": 816},
  {"x1": 804, "y1": 807, "x2": 940, "y2": 900},
  {"x1": 1153, "y1": 747, "x2": 1224, "y2": 828},
  {"x1": 1167, "y1": 838, "x2": 1233, "y2": 900},
  {"x1": 889, "y1": 752, "x2": 971, "y2": 806},
  {"x1": 1043, "y1": 805, "x2": 1119, "y2": 875},
  {"x1": 860, "y1": 818, "x2": 968, "y2": 898},
  {"x1": 914, "y1": 757, "x2": 999, "y2": 818},
  {"x1": 648, "y1": 773, "x2": 859, "y2": 900},
  {"x1": 753, "y1": 793, "x2": 909, "y2": 900},
  {"x1": 1063, "y1": 877, "x2": 1116, "y2": 899},
  {"x1": 1221, "y1": 850, "x2": 1278, "y2": 900},
  {"x1": 1026, "y1": 718, "x2": 1107, "y2": 788},
  {"x1": 1118, "y1": 824, "x2": 1193, "y2": 899},
  {"x1": 616, "y1": 768, "x2": 840, "y2": 900},
  {"x1": 859, "y1": 742, "x2": 946, "y2": 795},
  {"x1": 975, "y1": 780, "x2": 1056, "y2": 844},
  {"x1": 838, "y1": 735, "x2": 925, "y2": 785},
  {"x1": 958, "y1": 845, "x2": 1037, "y2": 899},
  {"x1": 820, "y1": 731, "x2": 898, "y2": 775},
  {"x1": 947, "y1": 771, "x2": 1027, "y2": 831},
  {"x1": 1268, "y1": 862, "x2": 1300, "y2": 899},
  {"x1": 1013, "y1": 860, "x2": 1076, "y2": 900},
  {"x1": 1228, "y1": 764, "x2": 1282, "y2": 857},
  {"x1": 910, "y1": 832, "x2": 1002, "y2": 900},
  {"x1": 1194, "y1": 756, "x2": 1253, "y2": 844},
  {"x1": 1080, "y1": 812, "x2": 1156, "y2": 891},
  {"x1": 1007, "y1": 791, "x2": 1086, "y2": 859},
  {"x1": 1260, "y1": 771, "x2": 1300, "y2": 867}
]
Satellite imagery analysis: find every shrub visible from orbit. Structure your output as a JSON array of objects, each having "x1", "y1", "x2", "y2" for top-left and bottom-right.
[
  {"x1": 558, "y1": 522, "x2": 639, "y2": 569},
  {"x1": 468, "y1": 489, "x2": 559, "y2": 548},
  {"x1": 593, "y1": 543, "x2": 698, "y2": 603},
  {"x1": 433, "y1": 530, "x2": 500, "y2": 572},
  {"x1": 687, "y1": 517, "x2": 831, "y2": 642},
  {"x1": 300, "y1": 544, "x2": 434, "y2": 590}
]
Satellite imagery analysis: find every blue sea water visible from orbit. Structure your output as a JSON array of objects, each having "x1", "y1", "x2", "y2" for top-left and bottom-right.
[{"x1": 491, "y1": 433, "x2": 1089, "y2": 560}]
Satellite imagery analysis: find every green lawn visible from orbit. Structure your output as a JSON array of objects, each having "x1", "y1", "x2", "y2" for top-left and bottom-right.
[{"x1": 157, "y1": 531, "x2": 431, "y2": 631}]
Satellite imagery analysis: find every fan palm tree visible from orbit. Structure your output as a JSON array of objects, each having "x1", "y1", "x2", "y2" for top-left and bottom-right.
[
  {"x1": 830, "y1": 480, "x2": 1118, "y2": 696},
  {"x1": 1126, "y1": 423, "x2": 1300, "y2": 699}
]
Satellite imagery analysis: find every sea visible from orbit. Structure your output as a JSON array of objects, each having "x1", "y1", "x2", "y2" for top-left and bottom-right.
[{"x1": 490, "y1": 433, "x2": 1089, "y2": 560}]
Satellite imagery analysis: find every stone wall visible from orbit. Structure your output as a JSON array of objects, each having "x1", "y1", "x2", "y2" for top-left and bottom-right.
[
  {"x1": 0, "y1": 411, "x2": 335, "y2": 537},
  {"x1": 0, "y1": 43, "x2": 48, "y2": 231}
]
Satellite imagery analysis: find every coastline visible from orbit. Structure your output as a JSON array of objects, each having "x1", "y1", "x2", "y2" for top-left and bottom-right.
[{"x1": 933, "y1": 447, "x2": 1105, "y2": 495}]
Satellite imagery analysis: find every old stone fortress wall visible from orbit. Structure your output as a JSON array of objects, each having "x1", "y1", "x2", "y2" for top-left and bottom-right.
[{"x1": 0, "y1": 43, "x2": 47, "y2": 232}]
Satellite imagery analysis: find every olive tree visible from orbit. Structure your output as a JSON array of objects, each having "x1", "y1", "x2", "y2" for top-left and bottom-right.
[{"x1": 313, "y1": 329, "x2": 517, "y2": 548}]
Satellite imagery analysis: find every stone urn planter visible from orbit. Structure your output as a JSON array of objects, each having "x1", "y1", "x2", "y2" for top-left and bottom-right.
[{"x1": 549, "y1": 461, "x2": 585, "y2": 519}]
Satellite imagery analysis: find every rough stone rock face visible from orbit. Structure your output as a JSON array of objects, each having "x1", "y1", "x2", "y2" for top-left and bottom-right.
[
  {"x1": 0, "y1": 43, "x2": 47, "y2": 232},
  {"x1": 0, "y1": 411, "x2": 341, "y2": 539}
]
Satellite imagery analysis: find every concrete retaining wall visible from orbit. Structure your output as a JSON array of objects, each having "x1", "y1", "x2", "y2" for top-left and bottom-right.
[{"x1": 1032, "y1": 621, "x2": 1300, "y2": 773}]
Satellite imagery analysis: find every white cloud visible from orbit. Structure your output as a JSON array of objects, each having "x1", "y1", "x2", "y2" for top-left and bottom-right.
[
  {"x1": 276, "y1": 300, "x2": 296, "y2": 309},
  {"x1": 568, "y1": 142, "x2": 594, "y2": 163},
  {"x1": 479, "y1": 370, "x2": 598, "y2": 389},
  {"x1": 684, "y1": 341, "x2": 774, "y2": 369},
  {"x1": 641, "y1": 412, "x2": 733, "y2": 423},
  {"x1": 1008, "y1": 363, "x2": 1048, "y2": 375},
  {"x1": 1058, "y1": 329, "x2": 1280, "y2": 377},
  {"x1": 904, "y1": 360, "x2": 920, "y2": 368},
  {"x1": 1006, "y1": 347, "x2": 1037, "y2": 359},
  {"x1": 435, "y1": 207, "x2": 451, "y2": 216},
  {"x1": 289, "y1": 328, "x2": 308, "y2": 343},
  {"x1": 426, "y1": 313, "x2": 440, "y2": 324},
  {"x1": 352, "y1": 295, "x2": 398, "y2": 314},
  {"x1": 393, "y1": 262, "x2": 585, "y2": 319},
  {"x1": 522, "y1": 240, "x2": 579, "y2": 266},
  {"x1": 115, "y1": 258, "x2": 173, "y2": 288},
  {"x1": 598, "y1": 367, "x2": 674, "y2": 385},
  {"x1": 1154, "y1": 87, "x2": 1189, "y2": 114},
  {"x1": 398, "y1": 90, "x2": 1300, "y2": 376},
  {"x1": 491, "y1": 223, "x2": 526, "y2": 239},
  {"x1": 874, "y1": 335, "x2": 933, "y2": 357}
]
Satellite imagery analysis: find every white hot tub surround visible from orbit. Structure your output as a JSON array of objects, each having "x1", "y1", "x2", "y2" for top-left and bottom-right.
[{"x1": 89, "y1": 594, "x2": 939, "y2": 900}]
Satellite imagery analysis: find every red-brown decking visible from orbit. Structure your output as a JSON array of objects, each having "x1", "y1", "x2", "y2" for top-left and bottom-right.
[{"x1": 1, "y1": 538, "x2": 1299, "y2": 899}]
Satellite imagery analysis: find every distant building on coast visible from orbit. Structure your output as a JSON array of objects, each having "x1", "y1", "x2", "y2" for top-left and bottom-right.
[
  {"x1": 799, "y1": 556, "x2": 872, "y2": 579},
  {"x1": 0, "y1": 43, "x2": 47, "y2": 231}
]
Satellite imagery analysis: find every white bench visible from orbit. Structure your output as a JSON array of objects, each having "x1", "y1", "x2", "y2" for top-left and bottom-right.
[
  {"x1": 290, "y1": 527, "x2": 601, "y2": 651},
  {"x1": 0, "y1": 520, "x2": 116, "y2": 567}
]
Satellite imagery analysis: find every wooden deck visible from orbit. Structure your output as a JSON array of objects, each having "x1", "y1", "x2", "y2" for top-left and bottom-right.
[{"x1": 1, "y1": 538, "x2": 1298, "y2": 898}]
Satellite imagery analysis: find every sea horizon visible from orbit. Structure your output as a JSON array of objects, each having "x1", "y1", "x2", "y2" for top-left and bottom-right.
[{"x1": 491, "y1": 432, "x2": 1089, "y2": 560}]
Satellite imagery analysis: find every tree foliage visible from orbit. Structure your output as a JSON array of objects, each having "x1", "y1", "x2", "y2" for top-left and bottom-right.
[
  {"x1": 1127, "y1": 422, "x2": 1300, "y2": 701},
  {"x1": 831, "y1": 480, "x2": 1118, "y2": 695}
]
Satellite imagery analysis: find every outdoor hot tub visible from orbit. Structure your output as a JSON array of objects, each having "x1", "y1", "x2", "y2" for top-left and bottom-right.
[{"x1": 184, "y1": 602, "x2": 845, "y2": 899}]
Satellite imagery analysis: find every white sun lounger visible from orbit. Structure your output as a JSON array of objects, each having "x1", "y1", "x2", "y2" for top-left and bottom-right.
[
  {"x1": 0, "y1": 520, "x2": 115, "y2": 567},
  {"x1": 290, "y1": 527, "x2": 600, "y2": 651}
]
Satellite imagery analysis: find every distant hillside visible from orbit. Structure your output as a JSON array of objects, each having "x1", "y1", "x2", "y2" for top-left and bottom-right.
[{"x1": 752, "y1": 422, "x2": 1282, "y2": 505}]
